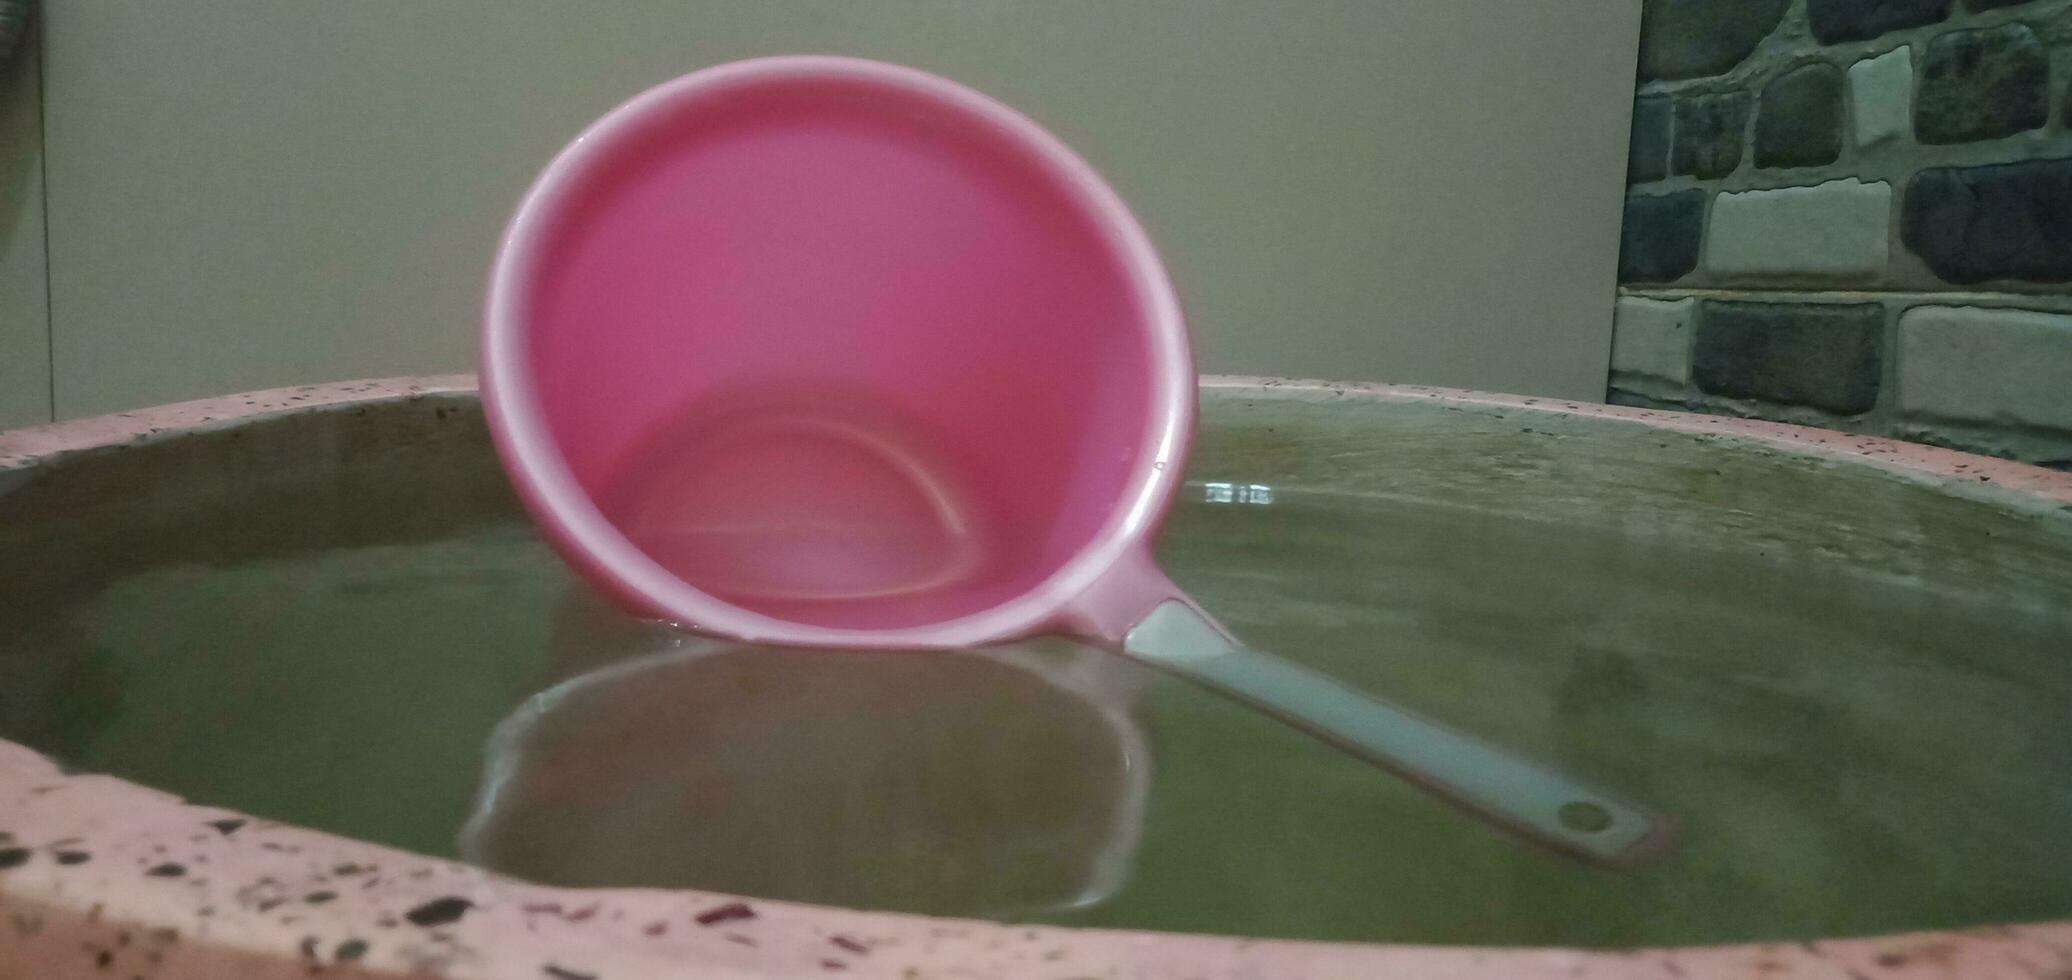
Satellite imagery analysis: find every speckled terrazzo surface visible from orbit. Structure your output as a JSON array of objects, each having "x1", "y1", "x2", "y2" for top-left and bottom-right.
[{"x1": 2, "y1": 377, "x2": 2071, "y2": 980}]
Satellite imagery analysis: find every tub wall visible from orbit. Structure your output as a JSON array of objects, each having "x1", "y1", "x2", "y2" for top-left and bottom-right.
[{"x1": 1613, "y1": 0, "x2": 2072, "y2": 469}]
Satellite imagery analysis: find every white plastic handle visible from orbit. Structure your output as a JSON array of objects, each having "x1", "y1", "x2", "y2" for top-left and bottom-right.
[{"x1": 1123, "y1": 601, "x2": 1673, "y2": 867}]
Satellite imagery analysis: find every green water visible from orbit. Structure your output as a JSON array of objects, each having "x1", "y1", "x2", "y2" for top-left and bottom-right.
[{"x1": 3, "y1": 393, "x2": 2070, "y2": 948}]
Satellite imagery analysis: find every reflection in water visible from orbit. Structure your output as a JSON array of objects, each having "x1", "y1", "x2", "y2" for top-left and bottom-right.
[
  {"x1": 461, "y1": 596, "x2": 1149, "y2": 918},
  {"x1": 1201, "y1": 481, "x2": 1274, "y2": 505}
]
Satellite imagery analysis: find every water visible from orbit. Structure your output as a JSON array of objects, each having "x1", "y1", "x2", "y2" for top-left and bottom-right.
[
  {"x1": 2, "y1": 393, "x2": 2069, "y2": 948},
  {"x1": 458, "y1": 633, "x2": 1149, "y2": 919}
]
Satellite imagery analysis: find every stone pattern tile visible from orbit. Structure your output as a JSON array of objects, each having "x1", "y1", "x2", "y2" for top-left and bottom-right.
[
  {"x1": 1847, "y1": 46, "x2": 1914, "y2": 148},
  {"x1": 1639, "y1": 0, "x2": 1793, "y2": 80},
  {"x1": 1618, "y1": 190, "x2": 1707, "y2": 284},
  {"x1": 1807, "y1": 0, "x2": 1953, "y2": 44},
  {"x1": 1616, "y1": 0, "x2": 2072, "y2": 464},
  {"x1": 1705, "y1": 179, "x2": 1892, "y2": 282},
  {"x1": 1899, "y1": 306, "x2": 2072, "y2": 430},
  {"x1": 1756, "y1": 62, "x2": 1846, "y2": 167},
  {"x1": 1692, "y1": 301, "x2": 1884, "y2": 414},
  {"x1": 1915, "y1": 22, "x2": 2051, "y2": 143},
  {"x1": 1673, "y1": 91, "x2": 1754, "y2": 178},
  {"x1": 1611, "y1": 296, "x2": 1698, "y2": 390},
  {"x1": 1902, "y1": 158, "x2": 2072, "y2": 285}
]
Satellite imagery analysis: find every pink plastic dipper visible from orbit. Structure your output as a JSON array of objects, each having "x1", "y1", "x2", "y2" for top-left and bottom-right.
[{"x1": 482, "y1": 56, "x2": 1668, "y2": 866}]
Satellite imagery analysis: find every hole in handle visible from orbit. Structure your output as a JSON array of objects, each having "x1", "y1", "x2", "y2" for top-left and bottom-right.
[{"x1": 1558, "y1": 801, "x2": 1614, "y2": 834}]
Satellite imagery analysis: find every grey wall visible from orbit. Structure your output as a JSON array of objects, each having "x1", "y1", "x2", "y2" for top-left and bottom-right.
[
  {"x1": 1613, "y1": 0, "x2": 2072, "y2": 467},
  {"x1": 14, "y1": 1, "x2": 1641, "y2": 420}
]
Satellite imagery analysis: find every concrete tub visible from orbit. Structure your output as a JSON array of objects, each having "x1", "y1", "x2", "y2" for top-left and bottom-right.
[{"x1": 1, "y1": 377, "x2": 2068, "y2": 979}]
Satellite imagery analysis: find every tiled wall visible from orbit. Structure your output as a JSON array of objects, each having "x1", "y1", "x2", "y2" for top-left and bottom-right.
[{"x1": 1616, "y1": 0, "x2": 2072, "y2": 468}]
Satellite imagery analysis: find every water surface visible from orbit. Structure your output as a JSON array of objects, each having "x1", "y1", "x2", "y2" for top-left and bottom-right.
[{"x1": 3, "y1": 392, "x2": 2069, "y2": 947}]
